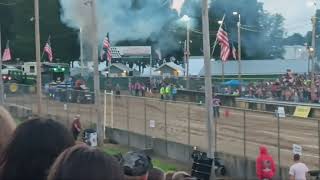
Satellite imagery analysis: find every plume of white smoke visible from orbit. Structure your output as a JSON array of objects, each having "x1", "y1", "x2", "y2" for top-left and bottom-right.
[
  {"x1": 59, "y1": 0, "x2": 183, "y2": 52},
  {"x1": 171, "y1": 0, "x2": 185, "y2": 14}
]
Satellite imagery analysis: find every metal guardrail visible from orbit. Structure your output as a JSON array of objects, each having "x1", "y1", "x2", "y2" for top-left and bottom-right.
[{"x1": 237, "y1": 97, "x2": 320, "y2": 109}]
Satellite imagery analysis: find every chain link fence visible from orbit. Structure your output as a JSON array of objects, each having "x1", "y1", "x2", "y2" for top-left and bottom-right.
[{"x1": 3, "y1": 83, "x2": 320, "y2": 179}]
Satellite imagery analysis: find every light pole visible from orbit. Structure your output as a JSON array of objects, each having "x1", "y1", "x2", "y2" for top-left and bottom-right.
[
  {"x1": 88, "y1": 0, "x2": 103, "y2": 146},
  {"x1": 233, "y1": 12, "x2": 241, "y2": 82},
  {"x1": 309, "y1": 0, "x2": 317, "y2": 102},
  {"x1": 181, "y1": 15, "x2": 190, "y2": 89},
  {"x1": 201, "y1": 0, "x2": 215, "y2": 179},
  {"x1": 0, "y1": 24, "x2": 4, "y2": 104},
  {"x1": 34, "y1": 0, "x2": 42, "y2": 114},
  {"x1": 80, "y1": 28, "x2": 84, "y2": 77}
]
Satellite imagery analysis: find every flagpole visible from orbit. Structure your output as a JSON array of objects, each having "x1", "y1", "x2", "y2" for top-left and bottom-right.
[
  {"x1": 107, "y1": 33, "x2": 111, "y2": 78},
  {"x1": 222, "y1": 61, "x2": 225, "y2": 82},
  {"x1": 0, "y1": 24, "x2": 4, "y2": 105},
  {"x1": 211, "y1": 14, "x2": 225, "y2": 57},
  {"x1": 34, "y1": 0, "x2": 42, "y2": 115}
]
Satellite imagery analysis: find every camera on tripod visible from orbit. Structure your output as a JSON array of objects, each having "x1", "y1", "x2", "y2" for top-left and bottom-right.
[{"x1": 191, "y1": 146, "x2": 226, "y2": 180}]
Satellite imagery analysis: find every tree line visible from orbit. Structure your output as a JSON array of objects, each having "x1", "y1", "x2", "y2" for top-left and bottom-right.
[{"x1": 0, "y1": 0, "x2": 309, "y2": 65}]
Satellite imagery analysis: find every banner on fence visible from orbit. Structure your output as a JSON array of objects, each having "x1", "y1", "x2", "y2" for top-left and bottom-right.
[
  {"x1": 277, "y1": 107, "x2": 286, "y2": 118},
  {"x1": 292, "y1": 144, "x2": 302, "y2": 155},
  {"x1": 293, "y1": 106, "x2": 311, "y2": 118}
]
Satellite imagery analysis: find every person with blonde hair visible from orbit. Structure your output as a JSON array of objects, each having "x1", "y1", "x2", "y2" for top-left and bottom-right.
[{"x1": 0, "y1": 106, "x2": 16, "y2": 153}]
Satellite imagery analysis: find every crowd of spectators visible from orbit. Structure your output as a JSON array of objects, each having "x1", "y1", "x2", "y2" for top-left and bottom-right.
[
  {"x1": 0, "y1": 106, "x2": 197, "y2": 180},
  {"x1": 221, "y1": 71, "x2": 320, "y2": 104}
]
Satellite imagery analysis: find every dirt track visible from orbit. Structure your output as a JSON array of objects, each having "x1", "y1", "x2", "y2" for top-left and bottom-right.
[{"x1": 5, "y1": 94, "x2": 320, "y2": 169}]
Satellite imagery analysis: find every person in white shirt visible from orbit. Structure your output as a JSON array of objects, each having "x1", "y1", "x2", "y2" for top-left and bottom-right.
[{"x1": 289, "y1": 154, "x2": 309, "y2": 180}]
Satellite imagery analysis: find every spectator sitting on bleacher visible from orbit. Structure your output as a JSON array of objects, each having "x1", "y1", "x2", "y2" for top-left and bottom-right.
[
  {"x1": 121, "y1": 151, "x2": 152, "y2": 180},
  {"x1": 148, "y1": 167, "x2": 165, "y2": 180},
  {"x1": 0, "y1": 118, "x2": 75, "y2": 180},
  {"x1": 47, "y1": 144, "x2": 124, "y2": 180},
  {"x1": 0, "y1": 106, "x2": 16, "y2": 154}
]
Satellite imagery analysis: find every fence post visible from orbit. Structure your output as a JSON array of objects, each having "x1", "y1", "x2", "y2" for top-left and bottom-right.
[
  {"x1": 144, "y1": 98, "x2": 147, "y2": 149},
  {"x1": 214, "y1": 107, "x2": 217, "y2": 153},
  {"x1": 188, "y1": 103, "x2": 191, "y2": 148},
  {"x1": 318, "y1": 119, "x2": 320, "y2": 168},
  {"x1": 243, "y1": 110, "x2": 247, "y2": 180},
  {"x1": 277, "y1": 114, "x2": 281, "y2": 179},
  {"x1": 127, "y1": 96, "x2": 130, "y2": 146},
  {"x1": 164, "y1": 101, "x2": 168, "y2": 156},
  {"x1": 46, "y1": 94, "x2": 49, "y2": 116},
  {"x1": 103, "y1": 90, "x2": 107, "y2": 136},
  {"x1": 65, "y1": 97, "x2": 69, "y2": 127},
  {"x1": 111, "y1": 91, "x2": 114, "y2": 129}
]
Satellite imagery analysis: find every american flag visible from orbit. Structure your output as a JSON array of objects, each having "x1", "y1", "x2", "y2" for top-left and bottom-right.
[
  {"x1": 101, "y1": 33, "x2": 112, "y2": 62},
  {"x1": 2, "y1": 41, "x2": 11, "y2": 61},
  {"x1": 44, "y1": 37, "x2": 53, "y2": 62},
  {"x1": 217, "y1": 27, "x2": 230, "y2": 62}
]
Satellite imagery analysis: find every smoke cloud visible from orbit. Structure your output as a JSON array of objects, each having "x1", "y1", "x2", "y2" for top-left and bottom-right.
[{"x1": 59, "y1": 0, "x2": 182, "y2": 61}]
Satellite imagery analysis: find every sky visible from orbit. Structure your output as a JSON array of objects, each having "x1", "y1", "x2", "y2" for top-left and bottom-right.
[{"x1": 259, "y1": 0, "x2": 314, "y2": 36}]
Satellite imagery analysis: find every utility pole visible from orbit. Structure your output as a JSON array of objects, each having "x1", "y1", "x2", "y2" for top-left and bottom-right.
[
  {"x1": 0, "y1": 24, "x2": 4, "y2": 104},
  {"x1": 80, "y1": 28, "x2": 84, "y2": 77},
  {"x1": 201, "y1": 0, "x2": 215, "y2": 179},
  {"x1": 186, "y1": 21, "x2": 190, "y2": 89},
  {"x1": 34, "y1": 0, "x2": 42, "y2": 114},
  {"x1": 89, "y1": 0, "x2": 103, "y2": 146}
]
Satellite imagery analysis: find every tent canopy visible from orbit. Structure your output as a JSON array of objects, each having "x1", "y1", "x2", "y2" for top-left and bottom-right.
[{"x1": 222, "y1": 80, "x2": 240, "y2": 86}]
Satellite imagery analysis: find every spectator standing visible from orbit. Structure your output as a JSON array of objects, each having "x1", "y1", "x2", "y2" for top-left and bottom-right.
[
  {"x1": 71, "y1": 115, "x2": 82, "y2": 140},
  {"x1": 0, "y1": 118, "x2": 74, "y2": 180},
  {"x1": 48, "y1": 145, "x2": 124, "y2": 180},
  {"x1": 141, "y1": 83, "x2": 146, "y2": 97},
  {"x1": 135, "y1": 82, "x2": 141, "y2": 96},
  {"x1": 128, "y1": 83, "x2": 133, "y2": 95},
  {"x1": 116, "y1": 84, "x2": 121, "y2": 96},
  {"x1": 160, "y1": 86, "x2": 165, "y2": 100},
  {"x1": 121, "y1": 151, "x2": 152, "y2": 180},
  {"x1": 212, "y1": 95, "x2": 221, "y2": 118},
  {"x1": 172, "y1": 85, "x2": 177, "y2": 101},
  {"x1": 165, "y1": 84, "x2": 171, "y2": 100},
  {"x1": 0, "y1": 107, "x2": 16, "y2": 154},
  {"x1": 289, "y1": 154, "x2": 309, "y2": 180},
  {"x1": 256, "y1": 145, "x2": 276, "y2": 180}
]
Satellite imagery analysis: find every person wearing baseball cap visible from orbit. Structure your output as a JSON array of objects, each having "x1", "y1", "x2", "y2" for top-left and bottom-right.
[{"x1": 121, "y1": 151, "x2": 152, "y2": 180}]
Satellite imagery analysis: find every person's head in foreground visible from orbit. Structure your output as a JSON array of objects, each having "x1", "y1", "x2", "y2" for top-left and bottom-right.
[
  {"x1": 293, "y1": 153, "x2": 301, "y2": 162},
  {"x1": 172, "y1": 171, "x2": 196, "y2": 180},
  {"x1": 121, "y1": 151, "x2": 152, "y2": 180},
  {"x1": 0, "y1": 118, "x2": 75, "y2": 180},
  {"x1": 165, "y1": 171, "x2": 175, "y2": 180},
  {"x1": 0, "y1": 106, "x2": 16, "y2": 153},
  {"x1": 48, "y1": 144, "x2": 124, "y2": 180},
  {"x1": 148, "y1": 167, "x2": 165, "y2": 180}
]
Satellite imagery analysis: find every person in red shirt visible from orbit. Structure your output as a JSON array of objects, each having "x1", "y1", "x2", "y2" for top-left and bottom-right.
[
  {"x1": 256, "y1": 145, "x2": 276, "y2": 180},
  {"x1": 71, "y1": 115, "x2": 82, "y2": 140}
]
